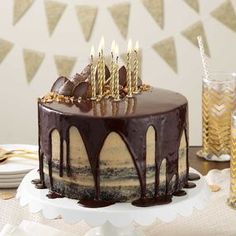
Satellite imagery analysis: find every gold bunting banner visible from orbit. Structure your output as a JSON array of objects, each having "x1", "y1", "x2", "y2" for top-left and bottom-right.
[
  {"x1": 13, "y1": 0, "x2": 35, "y2": 25},
  {"x1": 184, "y1": 0, "x2": 200, "y2": 13},
  {"x1": 211, "y1": 0, "x2": 236, "y2": 33},
  {"x1": 44, "y1": 0, "x2": 67, "y2": 36},
  {"x1": 54, "y1": 55, "x2": 77, "y2": 77},
  {"x1": 153, "y1": 37, "x2": 178, "y2": 73},
  {"x1": 75, "y1": 5, "x2": 98, "y2": 41},
  {"x1": 141, "y1": 0, "x2": 164, "y2": 29},
  {"x1": 181, "y1": 21, "x2": 210, "y2": 57},
  {"x1": 23, "y1": 49, "x2": 45, "y2": 83},
  {"x1": 0, "y1": 39, "x2": 14, "y2": 64},
  {"x1": 108, "y1": 3, "x2": 131, "y2": 39}
]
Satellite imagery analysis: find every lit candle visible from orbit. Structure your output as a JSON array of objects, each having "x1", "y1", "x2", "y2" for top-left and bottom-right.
[
  {"x1": 98, "y1": 37, "x2": 104, "y2": 97},
  {"x1": 126, "y1": 39, "x2": 132, "y2": 97},
  {"x1": 110, "y1": 40, "x2": 116, "y2": 97},
  {"x1": 90, "y1": 46, "x2": 96, "y2": 100},
  {"x1": 100, "y1": 37, "x2": 105, "y2": 86},
  {"x1": 114, "y1": 44, "x2": 120, "y2": 101},
  {"x1": 133, "y1": 41, "x2": 139, "y2": 94}
]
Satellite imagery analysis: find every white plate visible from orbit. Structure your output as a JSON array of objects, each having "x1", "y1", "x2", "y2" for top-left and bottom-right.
[
  {"x1": 0, "y1": 144, "x2": 38, "y2": 175},
  {"x1": 0, "y1": 177, "x2": 23, "y2": 183},
  {"x1": 0, "y1": 173, "x2": 27, "y2": 179},
  {"x1": 0, "y1": 181, "x2": 22, "y2": 188}
]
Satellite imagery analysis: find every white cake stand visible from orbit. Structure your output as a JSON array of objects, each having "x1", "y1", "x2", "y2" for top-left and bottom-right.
[{"x1": 16, "y1": 169, "x2": 210, "y2": 236}]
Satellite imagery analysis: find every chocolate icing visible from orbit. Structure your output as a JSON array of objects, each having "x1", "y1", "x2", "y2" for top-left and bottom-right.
[
  {"x1": 78, "y1": 199, "x2": 115, "y2": 208},
  {"x1": 47, "y1": 191, "x2": 64, "y2": 199},
  {"x1": 184, "y1": 182, "x2": 196, "y2": 189},
  {"x1": 38, "y1": 87, "x2": 190, "y2": 207},
  {"x1": 173, "y1": 190, "x2": 187, "y2": 197}
]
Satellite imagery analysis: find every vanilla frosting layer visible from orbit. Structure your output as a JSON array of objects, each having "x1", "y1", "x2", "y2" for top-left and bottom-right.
[{"x1": 47, "y1": 127, "x2": 187, "y2": 188}]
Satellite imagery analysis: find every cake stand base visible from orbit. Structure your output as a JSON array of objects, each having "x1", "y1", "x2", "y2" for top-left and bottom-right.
[
  {"x1": 85, "y1": 222, "x2": 144, "y2": 236},
  {"x1": 16, "y1": 168, "x2": 210, "y2": 236}
]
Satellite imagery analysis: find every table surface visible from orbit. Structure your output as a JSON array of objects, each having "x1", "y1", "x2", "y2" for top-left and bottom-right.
[
  {"x1": 0, "y1": 146, "x2": 234, "y2": 236},
  {"x1": 189, "y1": 147, "x2": 230, "y2": 175}
]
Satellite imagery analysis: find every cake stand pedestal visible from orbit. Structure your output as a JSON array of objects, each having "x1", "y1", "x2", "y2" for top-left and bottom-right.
[{"x1": 16, "y1": 169, "x2": 210, "y2": 236}]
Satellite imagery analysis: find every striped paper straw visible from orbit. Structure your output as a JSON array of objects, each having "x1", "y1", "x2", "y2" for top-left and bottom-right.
[{"x1": 197, "y1": 36, "x2": 210, "y2": 80}]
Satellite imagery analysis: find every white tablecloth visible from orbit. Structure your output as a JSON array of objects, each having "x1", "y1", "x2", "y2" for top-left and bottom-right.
[{"x1": 0, "y1": 169, "x2": 235, "y2": 236}]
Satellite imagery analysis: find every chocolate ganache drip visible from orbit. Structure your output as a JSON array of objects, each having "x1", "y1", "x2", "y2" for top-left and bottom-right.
[{"x1": 37, "y1": 64, "x2": 197, "y2": 208}]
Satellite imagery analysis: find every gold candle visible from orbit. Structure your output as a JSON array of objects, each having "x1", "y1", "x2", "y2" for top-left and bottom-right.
[
  {"x1": 90, "y1": 46, "x2": 96, "y2": 100},
  {"x1": 98, "y1": 37, "x2": 104, "y2": 98},
  {"x1": 126, "y1": 39, "x2": 132, "y2": 97},
  {"x1": 98, "y1": 52, "x2": 103, "y2": 97},
  {"x1": 101, "y1": 37, "x2": 105, "y2": 86},
  {"x1": 110, "y1": 40, "x2": 116, "y2": 97},
  {"x1": 133, "y1": 41, "x2": 139, "y2": 94},
  {"x1": 114, "y1": 45, "x2": 120, "y2": 101}
]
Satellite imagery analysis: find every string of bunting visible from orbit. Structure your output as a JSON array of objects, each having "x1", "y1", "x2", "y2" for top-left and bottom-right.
[
  {"x1": 0, "y1": 0, "x2": 234, "y2": 82},
  {"x1": 12, "y1": 0, "x2": 236, "y2": 38}
]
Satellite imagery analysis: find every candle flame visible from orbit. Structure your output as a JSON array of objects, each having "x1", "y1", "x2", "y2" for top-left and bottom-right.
[
  {"x1": 115, "y1": 44, "x2": 119, "y2": 58},
  {"x1": 135, "y1": 41, "x2": 139, "y2": 52},
  {"x1": 90, "y1": 45, "x2": 95, "y2": 57},
  {"x1": 111, "y1": 40, "x2": 116, "y2": 54},
  {"x1": 127, "y1": 39, "x2": 132, "y2": 53},
  {"x1": 98, "y1": 36, "x2": 105, "y2": 53}
]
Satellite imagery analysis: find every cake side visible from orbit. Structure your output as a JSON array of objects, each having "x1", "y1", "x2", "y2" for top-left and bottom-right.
[{"x1": 37, "y1": 88, "x2": 189, "y2": 205}]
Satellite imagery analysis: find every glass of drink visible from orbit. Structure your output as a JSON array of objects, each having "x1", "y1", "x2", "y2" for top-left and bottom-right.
[{"x1": 197, "y1": 72, "x2": 236, "y2": 161}]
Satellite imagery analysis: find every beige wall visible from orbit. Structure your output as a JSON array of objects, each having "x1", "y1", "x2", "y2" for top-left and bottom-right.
[{"x1": 0, "y1": 0, "x2": 236, "y2": 145}]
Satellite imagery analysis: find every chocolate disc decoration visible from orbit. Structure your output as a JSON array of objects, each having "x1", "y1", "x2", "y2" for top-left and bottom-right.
[
  {"x1": 51, "y1": 76, "x2": 74, "y2": 96},
  {"x1": 73, "y1": 81, "x2": 90, "y2": 99},
  {"x1": 71, "y1": 73, "x2": 86, "y2": 86},
  {"x1": 119, "y1": 66, "x2": 127, "y2": 86},
  {"x1": 81, "y1": 64, "x2": 91, "y2": 81}
]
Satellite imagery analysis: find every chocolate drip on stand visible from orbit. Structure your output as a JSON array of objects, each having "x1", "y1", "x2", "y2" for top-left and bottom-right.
[
  {"x1": 47, "y1": 191, "x2": 64, "y2": 199},
  {"x1": 188, "y1": 173, "x2": 200, "y2": 181},
  {"x1": 184, "y1": 182, "x2": 196, "y2": 189},
  {"x1": 173, "y1": 190, "x2": 187, "y2": 197},
  {"x1": 78, "y1": 199, "x2": 115, "y2": 208},
  {"x1": 132, "y1": 195, "x2": 172, "y2": 207}
]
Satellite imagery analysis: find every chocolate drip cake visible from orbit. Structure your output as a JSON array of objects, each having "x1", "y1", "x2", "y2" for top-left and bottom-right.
[{"x1": 37, "y1": 61, "x2": 196, "y2": 208}]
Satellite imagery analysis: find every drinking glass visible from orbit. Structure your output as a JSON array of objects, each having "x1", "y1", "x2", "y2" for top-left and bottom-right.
[{"x1": 197, "y1": 72, "x2": 236, "y2": 161}]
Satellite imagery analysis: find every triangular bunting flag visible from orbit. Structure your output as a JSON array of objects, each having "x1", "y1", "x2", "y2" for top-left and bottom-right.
[
  {"x1": 181, "y1": 21, "x2": 210, "y2": 57},
  {"x1": 153, "y1": 37, "x2": 178, "y2": 73},
  {"x1": 141, "y1": 0, "x2": 164, "y2": 29},
  {"x1": 121, "y1": 50, "x2": 143, "y2": 76},
  {"x1": 75, "y1": 5, "x2": 98, "y2": 41},
  {"x1": 44, "y1": 0, "x2": 67, "y2": 36},
  {"x1": 108, "y1": 3, "x2": 130, "y2": 39},
  {"x1": 184, "y1": 0, "x2": 200, "y2": 13},
  {"x1": 0, "y1": 39, "x2": 14, "y2": 64},
  {"x1": 54, "y1": 55, "x2": 76, "y2": 77},
  {"x1": 211, "y1": 0, "x2": 236, "y2": 33},
  {"x1": 13, "y1": 0, "x2": 35, "y2": 25},
  {"x1": 23, "y1": 49, "x2": 45, "y2": 83}
]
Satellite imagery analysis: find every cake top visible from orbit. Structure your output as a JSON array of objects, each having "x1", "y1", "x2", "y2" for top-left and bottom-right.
[
  {"x1": 39, "y1": 40, "x2": 187, "y2": 118},
  {"x1": 39, "y1": 87, "x2": 187, "y2": 119}
]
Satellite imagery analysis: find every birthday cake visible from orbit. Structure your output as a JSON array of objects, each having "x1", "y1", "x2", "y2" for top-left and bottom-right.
[{"x1": 36, "y1": 43, "x2": 199, "y2": 208}]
